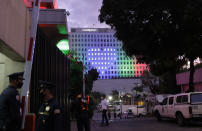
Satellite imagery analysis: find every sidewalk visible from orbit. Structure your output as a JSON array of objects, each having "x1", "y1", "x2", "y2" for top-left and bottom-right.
[
  {"x1": 71, "y1": 116, "x2": 202, "y2": 131},
  {"x1": 70, "y1": 120, "x2": 98, "y2": 131},
  {"x1": 70, "y1": 117, "x2": 154, "y2": 131}
]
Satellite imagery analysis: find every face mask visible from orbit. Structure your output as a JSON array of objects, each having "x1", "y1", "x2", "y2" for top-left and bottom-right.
[
  {"x1": 17, "y1": 82, "x2": 23, "y2": 89},
  {"x1": 40, "y1": 89, "x2": 47, "y2": 100}
]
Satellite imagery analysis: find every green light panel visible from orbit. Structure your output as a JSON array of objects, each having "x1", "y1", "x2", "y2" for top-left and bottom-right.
[
  {"x1": 57, "y1": 25, "x2": 67, "y2": 35},
  {"x1": 56, "y1": 39, "x2": 69, "y2": 55}
]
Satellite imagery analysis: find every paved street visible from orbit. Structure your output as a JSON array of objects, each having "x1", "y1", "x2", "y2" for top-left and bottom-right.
[{"x1": 71, "y1": 112, "x2": 202, "y2": 131}]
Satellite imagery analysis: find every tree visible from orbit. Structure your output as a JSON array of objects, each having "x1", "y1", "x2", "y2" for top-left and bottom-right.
[
  {"x1": 110, "y1": 90, "x2": 119, "y2": 102},
  {"x1": 85, "y1": 68, "x2": 99, "y2": 94},
  {"x1": 141, "y1": 71, "x2": 162, "y2": 94},
  {"x1": 69, "y1": 60, "x2": 83, "y2": 97},
  {"x1": 91, "y1": 91, "x2": 105, "y2": 106},
  {"x1": 70, "y1": 61, "x2": 99, "y2": 119},
  {"x1": 70, "y1": 59, "x2": 99, "y2": 97},
  {"x1": 99, "y1": 0, "x2": 202, "y2": 92},
  {"x1": 181, "y1": 2, "x2": 202, "y2": 92},
  {"x1": 132, "y1": 86, "x2": 143, "y2": 93},
  {"x1": 142, "y1": 69, "x2": 181, "y2": 94}
]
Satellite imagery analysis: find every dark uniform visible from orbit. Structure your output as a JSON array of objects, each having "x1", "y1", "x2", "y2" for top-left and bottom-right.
[
  {"x1": 35, "y1": 81, "x2": 64, "y2": 131},
  {"x1": 74, "y1": 95, "x2": 93, "y2": 131},
  {"x1": 0, "y1": 72, "x2": 24, "y2": 131}
]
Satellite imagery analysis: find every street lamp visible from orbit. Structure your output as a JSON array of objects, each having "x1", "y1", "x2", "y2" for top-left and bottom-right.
[
  {"x1": 109, "y1": 96, "x2": 113, "y2": 101},
  {"x1": 134, "y1": 82, "x2": 141, "y2": 117},
  {"x1": 82, "y1": 54, "x2": 85, "y2": 98}
]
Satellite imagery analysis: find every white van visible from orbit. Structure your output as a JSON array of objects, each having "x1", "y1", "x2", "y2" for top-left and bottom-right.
[
  {"x1": 129, "y1": 106, "x2": 147, "y2": 116},
  {"x1": 154, "y1": 92, "x2": 202, "y2": 126}
]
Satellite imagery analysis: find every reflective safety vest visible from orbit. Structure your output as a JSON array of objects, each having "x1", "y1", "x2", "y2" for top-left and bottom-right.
[{"x1": 81, "y1": 96, "x2": 89, "y2": 111}]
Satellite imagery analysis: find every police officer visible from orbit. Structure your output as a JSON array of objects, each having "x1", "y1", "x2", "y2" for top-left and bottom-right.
[
  {"x1": 0, "y1": 72, "x2": 24, "y2": 131},
  {"x1": 35, "y1": 80, "x2": 64, "y2": 131},
  {"x1": 73, "y1": 93, "x2": 93, "y2": 131}
]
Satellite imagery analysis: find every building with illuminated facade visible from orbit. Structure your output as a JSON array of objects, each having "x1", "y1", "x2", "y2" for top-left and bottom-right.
[{"x1": 69, "y1": 28, "x2": 149, "y2": 79}]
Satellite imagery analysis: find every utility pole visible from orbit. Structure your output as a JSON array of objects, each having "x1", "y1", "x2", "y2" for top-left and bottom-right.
[
  {"x1": 136, "y1": 90, "x2": 139, "y2": 117},
  {"x1": 82, "y1": 54, "x2": 85, "y2": 98}
]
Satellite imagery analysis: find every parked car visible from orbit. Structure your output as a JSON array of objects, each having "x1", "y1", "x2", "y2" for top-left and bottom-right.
[
  {"x1": 129, "y1": 106, "x2": 147, "y2": 117},
  {"x1": 153, "y1": 92, "x2": 202, "y2": 126},
  {"x1": 108, "y1": 104, "x2": 115, "y2": 111},
  {"x1": 114, "y1": 105, "x2": 147, "y2": 118},
  {"x1": 123, "y1": 109, "x2": 134, "y2": 119}
]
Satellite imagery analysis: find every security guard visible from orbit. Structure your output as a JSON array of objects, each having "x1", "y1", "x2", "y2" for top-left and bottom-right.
[
  {"x1": 35, "y1": 80, "x2": 64, "y2": 131},
  {"x1": 73, "y1": 93, "x2": 93, "y2": 131},
  {"x1": 0, "y1": 72, "x2": 24, "y2": 131}
]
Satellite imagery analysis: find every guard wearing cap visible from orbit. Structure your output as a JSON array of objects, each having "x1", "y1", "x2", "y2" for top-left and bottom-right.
[
  {"x1": 0, "y1": 72, "x2": 24, "y2": 131},
  {"x1": 35, "y1": 80, "x2": 64, "y2": 131}
]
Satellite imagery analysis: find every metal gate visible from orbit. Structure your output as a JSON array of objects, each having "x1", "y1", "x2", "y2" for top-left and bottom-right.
[{"x1": 29, "y1": 29, "x2": 71, "y2": 130}]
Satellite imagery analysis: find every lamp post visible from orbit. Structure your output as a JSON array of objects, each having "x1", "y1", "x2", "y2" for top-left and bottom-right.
[
  {"x1": 119, "y1": 90, "x2": 123, "y2": 119},
  {"x1": 109, "y1": 96, "x2": 113, "y2": 101},
  {"x1": 134, "y1": 82, "x2": 140, "y2": 117},
  {"x1": 137, "y1": 88, "x2": 138, "y2": 116},
  {"x1": 82, "y1": 54, "x2": 85, "y2": 98}
]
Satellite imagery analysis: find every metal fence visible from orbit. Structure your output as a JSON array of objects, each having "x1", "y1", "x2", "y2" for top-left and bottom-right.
[{"x1": 29, "y1": 29, "x2": 71, "y2": 130}]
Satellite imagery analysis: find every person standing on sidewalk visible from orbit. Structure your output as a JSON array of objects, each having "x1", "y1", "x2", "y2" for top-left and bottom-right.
[
  {"x1": 0, "y1": 72, "x2": 24, "y2": 131},
  {"x1": 101, "y1": 95, "x2": 109, "y2": 126}
]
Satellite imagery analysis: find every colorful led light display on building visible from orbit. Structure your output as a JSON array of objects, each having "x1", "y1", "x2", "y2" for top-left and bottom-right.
[{"x1": 69, "y1": 28, "x2": 148, "y2": 79}]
